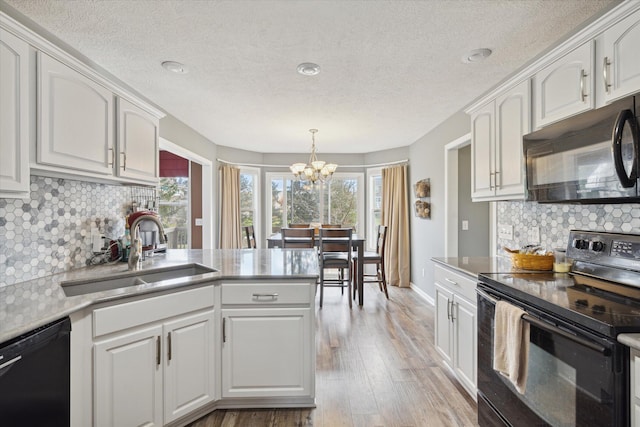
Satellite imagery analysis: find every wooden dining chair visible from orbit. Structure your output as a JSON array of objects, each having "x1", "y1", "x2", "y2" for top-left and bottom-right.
[
  {"x1": 281, "y1": 227, "x2": 315, "y2": 248},
  {"x1": 352, "y1": 225, "x2": 388, "y2": 299},
  {"x1": 288, "y1": 223, "x2": 311, "y2": 228},
  {"x1": 244, "y1": 225, "x2": 256, "y2": 248},
  {"x1": 319, "y1": 228, "x2": 353, "y2": 308}
]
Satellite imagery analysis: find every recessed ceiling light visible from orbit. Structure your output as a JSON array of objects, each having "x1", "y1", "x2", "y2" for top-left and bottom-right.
[
  {"x1": 462, "y1": 48, "x2": 492, "y2": 64},
  {"x1": 161, "y1": 61, "x2": 189, "y2": 74},
  {"x1": 297, "y1": 62, "x2": 321, "y2": 76}
]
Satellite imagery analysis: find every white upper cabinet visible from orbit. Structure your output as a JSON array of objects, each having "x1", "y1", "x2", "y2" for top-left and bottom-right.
[
  {"x1": 495, "y1": 80, "x2": 530, "y2": 198},
  {"x1": 471, "y1": 102, "x2": 495, "y2": 199},
  {"x1": 471, "y1": 80, "x2": 529, "y2": 202},
  {"x1": 0, "y1": 28, "x2": 30, "y2": 197},
  {"x1": 600, "y1": 8, "x2": 640, "y2": 105},
  {"x1": 533, "y1": 41, "x2": 595, "y2": 128},
  {"x1": 116, "y1": 98, "x2": 159, "y2": 183},
  {"x1": 37, "y1": 51, "x2": 115, "y2": 176}
]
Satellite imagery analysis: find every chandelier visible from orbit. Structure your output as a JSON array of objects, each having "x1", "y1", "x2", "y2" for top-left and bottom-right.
[{"x1": 290, "y1": 129, "x2": 337, "y2": 184}]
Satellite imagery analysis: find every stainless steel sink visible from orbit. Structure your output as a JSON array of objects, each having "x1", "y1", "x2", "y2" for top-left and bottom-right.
[{"x1": 61, "y1": 264, "x2": 217, "y2": 297}]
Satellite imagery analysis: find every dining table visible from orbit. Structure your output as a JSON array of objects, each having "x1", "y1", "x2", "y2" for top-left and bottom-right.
[{"x1": 267, "y1": 232, "x2": 366, "y2": 307}]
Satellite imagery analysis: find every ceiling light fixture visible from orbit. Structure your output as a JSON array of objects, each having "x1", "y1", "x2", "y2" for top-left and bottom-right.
[
  {"x1": 462, "y1": 48, "x2": 492, "y2": 63},
  {"x1": 161, "y1": 60, "x2": 189, "y2": 74},
  {"x1": 297, "y1": 62, "x2": 321, "y2": 76},
  {"x1": 290, "y1": 129, "x2": 337, "y2": 184}
]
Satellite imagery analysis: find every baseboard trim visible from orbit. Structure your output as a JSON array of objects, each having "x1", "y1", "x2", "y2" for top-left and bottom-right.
[{"x1": 410, "y1": 282, "x2": 434, "y2": 306}]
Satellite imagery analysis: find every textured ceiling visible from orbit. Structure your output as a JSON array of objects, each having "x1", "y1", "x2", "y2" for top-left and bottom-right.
[{"x1": 2, "y1": 0, "x2": 619, "y2": 153}]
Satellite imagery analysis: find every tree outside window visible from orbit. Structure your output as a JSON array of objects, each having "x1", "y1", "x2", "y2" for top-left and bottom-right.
[{"x1": 158, "y1": 177, "x2": 188, "y2": 248}]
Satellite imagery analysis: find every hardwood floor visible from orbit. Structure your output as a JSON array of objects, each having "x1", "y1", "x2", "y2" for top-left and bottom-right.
[{"x1": 188, "y1": 283, "x2": 478, "y2": 427}]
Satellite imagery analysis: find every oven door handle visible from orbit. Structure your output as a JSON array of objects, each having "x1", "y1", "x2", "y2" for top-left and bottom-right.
[
  {"x1": 477, "y1": 288, "x2": 499, "y2": 304},
  {"x1": 521, "y1": 314, "x2": 610, "y2": 356},
  {"x1": 478, "y1": 287, "x2": 610, "y2": 356}
]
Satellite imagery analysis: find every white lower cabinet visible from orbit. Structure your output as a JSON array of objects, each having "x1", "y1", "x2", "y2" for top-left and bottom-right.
[
  {"x1": 92, "y1": 286, "x2": 216, "y2": 427},
  {"x1": 222, "y1": 308, "x2": 312, "y2": 399},
  {"x1": 434, "y1": 264, "x2": 477, "y2": 399},
  {"x1": 220, "y1": 281, "x2": 316, "y2": 404},
  {"x1": 94, "y1": 324, "x2": 164, "y2": 427}
]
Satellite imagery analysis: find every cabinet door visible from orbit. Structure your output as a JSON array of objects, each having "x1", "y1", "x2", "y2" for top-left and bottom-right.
[
  {"x1": 117, "y1": 98, "x2": 159, "y2": 183},
  {"x1": 453, "y1": 295, "x2": 477, "y2": 397},
  {"x1": 495, "y1": 80, "x2": 530, "y2": 199},
  {"x1": 94, "y1": 325, "x2": 163, "y2": 427},
  {"x1": 534, "y1": 41, "x2": 594, "y2": 128},
  {"x1": 471, "y1": 102, "x2": 495, "y2": 199},
  {"x1": 222, "y1": 308, "x2": 312, "y2": 398},
  {"x1": 434, "y1": 283, "x2": 454, "y2": 367},
  {"x1": 602, "y1": 9, "x2": 640, "y2": 104},
  {"x1": 0, "y1": 28, "x2": 30, "y2": 196},
  {"x1": 37, "y1": 52, "x2": 114, "y2": 175},
  {"x1": 163, "y1": 310, "x2": 216, "y2": 424}
]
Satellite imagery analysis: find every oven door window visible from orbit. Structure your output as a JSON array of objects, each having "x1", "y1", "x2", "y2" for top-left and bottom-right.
[{"x1": 478, "y1": 294, "x2": 624, "y2": 427}]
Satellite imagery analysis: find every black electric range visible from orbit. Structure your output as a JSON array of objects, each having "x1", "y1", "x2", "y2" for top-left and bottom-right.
[
  {"x1": 477, "y1": 230, "x2": 640, "y2": 427},
  {"x1": 480, "y1": 230, "x2": 640, "y2": 339}
]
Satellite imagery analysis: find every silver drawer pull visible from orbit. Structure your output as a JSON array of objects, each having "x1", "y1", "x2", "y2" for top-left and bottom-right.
[
  {"x1": 444, "y1": 278, "x2": 458, "y2": 286},
  {"x1": 252, "y1": 293, "x2": 279, "y2": 300}
]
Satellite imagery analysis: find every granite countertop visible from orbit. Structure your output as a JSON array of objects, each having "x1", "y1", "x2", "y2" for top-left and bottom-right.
[
  {"x1": 0, "y1": 248, "x2": 319, "y2": 343},
  {"x1": 618, "y1": 334, "x2": 640, "y2": 350},
  {"x1": 431, "y1": 256, "x2": 515, "y2": 278}
]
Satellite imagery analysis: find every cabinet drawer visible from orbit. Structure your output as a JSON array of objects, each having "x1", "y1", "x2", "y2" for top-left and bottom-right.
[
  {"x1": 93, "y1": 286, "x2": 214, "y2": 337},
  {"x1": 221, "y1": 282, "x2": 312, "y2": 305},
  {"x1": 434, "y1": 264, "x2": 477, "y2": 302}
]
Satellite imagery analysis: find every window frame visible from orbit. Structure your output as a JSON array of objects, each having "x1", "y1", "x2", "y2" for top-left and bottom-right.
[
  {"x1": 366, "y1": 167, "x2": 383, "y2": 251},
  {"x1": 239, "y1": 166, "x2": 261, "y2": 248},
  {"x1": 265, "y1": 171, "x2": 364, "y2": 237}
]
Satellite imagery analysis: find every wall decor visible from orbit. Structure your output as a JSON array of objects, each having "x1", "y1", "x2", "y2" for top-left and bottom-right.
[
  {"x1": 414, "y1": 178, "x2": 430, "y2": 198},
  {"x1": 415, "y1": 200, "x2": 431, "y2": 218},
  {"x1": 414, "y1": 178, "x2": 431, "y2": 219}
]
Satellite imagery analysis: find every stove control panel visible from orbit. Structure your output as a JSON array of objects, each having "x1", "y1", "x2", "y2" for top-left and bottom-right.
[
  {"x1": 611, "y1": 240, "x2": 640, "y2": 260},
  {"x1": 568, "y1": 230, "x2": 640, "y2": 274}
]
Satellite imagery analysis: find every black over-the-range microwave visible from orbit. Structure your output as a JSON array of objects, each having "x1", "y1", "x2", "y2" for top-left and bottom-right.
[{"x1": 523, "y1": 94, "x2": 640, "y2": 203}]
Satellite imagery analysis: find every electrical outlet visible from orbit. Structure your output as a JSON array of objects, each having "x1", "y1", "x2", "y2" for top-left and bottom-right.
[
  {"x1": 498, "y1": 224, "x2": 513, "y2": 240},
  {"x1": 461, "y1": 220, "x2": 469, "y2": 231},
  {"x1": 527, "y1": 227, "x2": 540, "y2": 244},
  {"x1": 91, "y1": 228, "x2": 105, "y2": 253}
]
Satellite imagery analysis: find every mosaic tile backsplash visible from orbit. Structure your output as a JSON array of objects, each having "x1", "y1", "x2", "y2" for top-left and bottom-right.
[
  {"x1": 0, "y1": 175, "x2": 151, "y2": 287},
  {"x1": 496, "y1": 201, "x2": 640, "y2": 253}
]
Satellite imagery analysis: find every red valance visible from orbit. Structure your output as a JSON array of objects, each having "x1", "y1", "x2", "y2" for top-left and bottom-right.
[{"x1": 159, "y1": 150, "x2": 189, "y2": 177}]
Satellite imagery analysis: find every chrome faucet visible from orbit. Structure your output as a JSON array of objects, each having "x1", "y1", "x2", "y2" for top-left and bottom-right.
[{"x1": 128, "y1": 215, "x2": 167, "y2": 270}]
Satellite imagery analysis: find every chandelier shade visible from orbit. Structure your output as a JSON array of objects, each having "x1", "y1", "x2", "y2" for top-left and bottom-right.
[{"x1": 290, "y1": 129, "x2": 337, "y2": 184}]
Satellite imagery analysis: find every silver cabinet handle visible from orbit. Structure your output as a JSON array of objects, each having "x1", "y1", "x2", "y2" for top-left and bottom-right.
[
  {"x1": 121, "y1": 151, "x2": 127, "y2": 170},
  {"x1": 156, "y1": 336, "x2": 161, "y2": 366},
  {"x1": 446, "y1": 298, "x2": 451, "y2": 320},
  {"x1": 494, "y1": 171, "x2": 500, "y2": 189},
  {"x1": 252, "y1": 293, "x2": 279, "y2": 300},
  {"x1": 167, "y1": 332, "x2": 172, "y2": 362},
  {"x1": 580, "y1": 69, "x2": 588, "y2": 102},
  {"x1": 222, "y1": 317, "x2": 226, "y2": 343},
  {"x1": 489, "y1": 172, "x2": 495, "y2": 190},
  {"x1": 0, "y1": 355, "x2": 22, "y2": 370},
  {"x1": 603, "y1": 56, "x2": 611, "y2": 93},
  {"x1": 444, "y1": 278, "x2": 458, "y2": 286},
  {"x1": 450, "y1": 301, "x2": 456, "y2": 323},
  {"x1": 108, "y1": 147, "x2": 114, "y2": 167}
]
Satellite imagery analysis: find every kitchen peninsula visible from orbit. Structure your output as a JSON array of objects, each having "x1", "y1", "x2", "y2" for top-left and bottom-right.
[{"x1": 0, "y1": 248, "x2": 319, "y2": 427}]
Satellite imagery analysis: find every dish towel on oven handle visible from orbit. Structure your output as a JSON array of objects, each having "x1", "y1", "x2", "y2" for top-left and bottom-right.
[{"x1": 493, "y1": 300, "x2": 530, "y2": 394}]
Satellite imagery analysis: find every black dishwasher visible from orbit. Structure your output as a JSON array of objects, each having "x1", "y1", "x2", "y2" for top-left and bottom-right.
[{"x1": 0, "y1": 317, "x2": 71, "y2": 427}]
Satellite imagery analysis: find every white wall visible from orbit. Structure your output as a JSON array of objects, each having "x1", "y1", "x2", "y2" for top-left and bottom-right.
[{"x1": 409, "y1": 110, "x2": 470, "y2": 298}]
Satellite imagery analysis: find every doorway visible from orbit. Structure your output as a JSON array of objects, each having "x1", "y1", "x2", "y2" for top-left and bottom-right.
[
  {"x1": 444, "y1": 134, "x2": 491, "y2": 257},
  {"x1": 159, "y1": 137, "x2": 213, "y2": 249}
]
